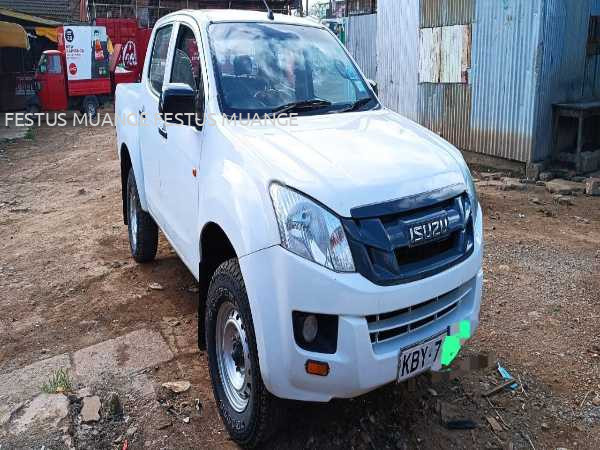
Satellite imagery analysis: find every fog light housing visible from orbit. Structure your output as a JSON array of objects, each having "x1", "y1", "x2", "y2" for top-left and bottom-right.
[
  {"x1": 302, "y1": 315, "x2": 318, "y2": 343},
  {"x1": 292, "y1": 311, "x2": 338, "y2": 354}
]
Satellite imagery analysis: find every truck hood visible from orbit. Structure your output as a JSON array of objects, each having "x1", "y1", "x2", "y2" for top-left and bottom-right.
[{"x1": 226, "y1": 109, "x2": 468, "y2": 217}]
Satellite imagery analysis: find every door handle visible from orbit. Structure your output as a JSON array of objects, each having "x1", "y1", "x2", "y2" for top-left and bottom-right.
[{"x1": 158, "y1": 127, "x2": 167, "y2": 139}]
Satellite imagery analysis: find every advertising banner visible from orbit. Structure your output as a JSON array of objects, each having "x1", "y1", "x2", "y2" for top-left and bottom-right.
[{"x1": 64, "y1": 26, "x2": 110, "y2": 80}]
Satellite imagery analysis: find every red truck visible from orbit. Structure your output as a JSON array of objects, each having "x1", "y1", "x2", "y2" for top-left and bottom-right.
[{"x1": 28, "y1": 22, "x2": 151, "y2": 117}]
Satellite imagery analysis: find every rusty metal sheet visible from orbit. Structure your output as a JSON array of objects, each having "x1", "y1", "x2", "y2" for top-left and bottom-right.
[{"x1": 420, "y1": 0, "x2": 475, "y2": 28}]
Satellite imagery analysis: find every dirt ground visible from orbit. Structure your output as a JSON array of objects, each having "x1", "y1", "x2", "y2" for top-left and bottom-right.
[{"x1": 1, "y1": 117, "x2": 599, "y2": 449}]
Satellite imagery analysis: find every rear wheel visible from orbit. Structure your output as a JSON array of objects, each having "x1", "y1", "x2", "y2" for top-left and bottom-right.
[
  {"x1": 26, "y1": 103, "x2": 40, "y2": 116},
  {"x1": 82, "y1": 95, "x2": 99, "y2": 119},
  {"x1": 126, "y1": 169, "x2": 158, "y2": 263},
  {"x1": 206, "y1": 259, "x2": 283, "y2": 448}
]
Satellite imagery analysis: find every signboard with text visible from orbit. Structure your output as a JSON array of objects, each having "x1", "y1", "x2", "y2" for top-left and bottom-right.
[{"x1": 63, "y1": 26, "x2": 110, "y2": 81}]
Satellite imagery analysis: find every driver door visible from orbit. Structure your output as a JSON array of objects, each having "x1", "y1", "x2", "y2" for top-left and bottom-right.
[
  {"x1": 158, "y1": 21, "x2": 205, "y2": 268},
  {"x1": 36, "y1": 53, "x2": 68, "y2": 111}
]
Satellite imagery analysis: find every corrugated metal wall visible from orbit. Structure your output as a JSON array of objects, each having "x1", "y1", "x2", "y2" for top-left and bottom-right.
[
  {"x1": 533, "y1": 0, "x2": 600, "y2": 162},
  {"x1": 345, "y1": 0, "x2": 600, "y2": 163},
  {"x1": 469, "y1": 0, "x2": 542, "y2": 162},
  {"x1": 347, "y1": 14, "x2": 378, "y2": 81},
  {"x1": 418, "y1": 0, "x2": 474, "y2": 154},
  {"x1": 376, "y1": 0, "x2": 420, "y2": 121}
]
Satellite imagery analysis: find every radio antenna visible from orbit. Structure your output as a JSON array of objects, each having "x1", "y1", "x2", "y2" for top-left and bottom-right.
[{"x1": 262, "y1": 0, "x2": 275, "y2": 20}]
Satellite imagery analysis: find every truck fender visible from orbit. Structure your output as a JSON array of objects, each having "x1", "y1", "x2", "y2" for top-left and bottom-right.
[
  {"x1": 116, "y1": 84, "x2": 149, "y2": 216},
  {"x1": 198, "y1": 161, "x2": 280, "y2": 261}
]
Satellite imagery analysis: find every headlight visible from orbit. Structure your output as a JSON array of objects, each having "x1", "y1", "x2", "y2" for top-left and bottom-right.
[
  {"x1": 269, "y1": 183, "x2": 355, "y2": 272},
  {"x1": 462, "y1": 165, "x2": 478, "y2": 222}
]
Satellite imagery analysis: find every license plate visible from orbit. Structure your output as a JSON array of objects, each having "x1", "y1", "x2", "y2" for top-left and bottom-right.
[{"x1": 397, "y1": 332, "x2": 446, "y2": 382}]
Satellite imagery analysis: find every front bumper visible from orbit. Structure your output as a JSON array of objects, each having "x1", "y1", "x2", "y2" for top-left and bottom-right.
[{"x1": 239, "y1": 205, "x2": 483, "y2": 402}]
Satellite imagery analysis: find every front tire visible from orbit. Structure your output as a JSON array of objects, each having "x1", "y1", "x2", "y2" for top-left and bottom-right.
[
  {"x1": 206, "y1": 259, "x2": 283, "y2": 448},
  {"x1": 126, "y1": 169, "x2": 158, "y2": 263}
]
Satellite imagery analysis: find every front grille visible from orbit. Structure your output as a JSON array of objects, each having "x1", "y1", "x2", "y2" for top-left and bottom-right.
[
  {"x1": 367, "y1": 281, "x2": 471, "y2": 346},
  {"x1": 342, "y1": 184, "x2": 474, "y2": 286},
  {"x1": 394, "y1": 232, "x2": 457, "y2": 266}
]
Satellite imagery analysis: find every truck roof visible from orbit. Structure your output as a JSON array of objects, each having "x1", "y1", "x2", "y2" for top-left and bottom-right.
[{"x1": 161, "y1": 9, "x2": 323, "y2": 28}]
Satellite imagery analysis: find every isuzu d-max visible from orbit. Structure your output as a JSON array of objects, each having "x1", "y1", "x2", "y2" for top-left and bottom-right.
[{"x1": 115, "y1": 9, "x2": 483, "y2": 447}]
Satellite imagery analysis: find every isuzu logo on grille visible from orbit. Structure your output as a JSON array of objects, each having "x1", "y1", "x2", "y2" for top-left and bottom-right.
[{"x1": 409, "y1": 215, "x2": 449, "y2": 246}]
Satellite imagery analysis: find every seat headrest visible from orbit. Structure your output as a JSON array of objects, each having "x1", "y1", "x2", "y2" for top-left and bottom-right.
[{"x1": 233, "y1": 55, "x2": 252, "y2": 76}]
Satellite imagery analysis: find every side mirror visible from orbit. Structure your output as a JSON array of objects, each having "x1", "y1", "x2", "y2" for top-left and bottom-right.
[
  {"x1": 367, "y1": 79, "x2": 378, "y2": 96},
  {"x1": 159, "y1": 83, "x2": 198, "y2": 126}
]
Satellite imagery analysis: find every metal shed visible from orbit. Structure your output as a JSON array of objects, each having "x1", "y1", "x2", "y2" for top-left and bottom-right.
[{"x1": 347, "y1": 0, "x2": 600, "y2": 172}]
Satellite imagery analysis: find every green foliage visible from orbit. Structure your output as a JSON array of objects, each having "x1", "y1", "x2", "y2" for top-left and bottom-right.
[{"x1": 41, "y1": 368, "x2": 72, "y2": 394}]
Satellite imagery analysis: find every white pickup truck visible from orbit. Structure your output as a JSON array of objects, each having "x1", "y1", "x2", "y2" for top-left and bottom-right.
[{"x1": 115, "y1": 9, "x2": 483, "y2": 447}]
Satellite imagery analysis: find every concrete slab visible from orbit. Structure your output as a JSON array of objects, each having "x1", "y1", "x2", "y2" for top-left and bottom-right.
[
  {"x1": 72, "y1": 329, "x2": 173, "y2": 384},
  {"x1": 0, "y1": 353, "x2": 71, "y2": 425},
  {"x1": 0, "y1": 353, "x2": 72, "y2": 400},
  {"x1": 11, "y1": 394, "x2": 69, "y2": 436},
  {"x1": 0, "y1": 114, "x2": 30, "y2": 142}
]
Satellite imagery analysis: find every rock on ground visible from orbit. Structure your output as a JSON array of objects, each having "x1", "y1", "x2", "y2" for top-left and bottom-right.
[
  {"x1": 161, "y1": 381, "x2": 191, "y2": 393},
  {"x1": 500, "y1": 177, "x2": 528, "y2": 191},
  {"x1": 545, "y1": 179, "x2": 585, "y2": 195},
  {"x1": 586, "y1": 177, "x2": 600, "y2": 196},
  {"x1": 81, "y1": 396, "x2": 101, "y2": 422}
]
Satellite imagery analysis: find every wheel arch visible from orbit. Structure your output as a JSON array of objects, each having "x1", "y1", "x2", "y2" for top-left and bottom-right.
[
  {"x1": 119, "y1": 142, "x2": 149, "y2": 224},
  {"x1": 197, "y1": 221, "x2": 237, "y2": 349},
  {"x1": 120, "y1": 144, "x2": 132, "y2": 224}
]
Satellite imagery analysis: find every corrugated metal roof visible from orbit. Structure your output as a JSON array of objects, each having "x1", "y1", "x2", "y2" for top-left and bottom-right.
[
  {"x1": 0, "y1": 7, "x2": 62, "y2": 26},
  {"x1": 0, "y1": 0, "x2": 74, "y2": 22}
]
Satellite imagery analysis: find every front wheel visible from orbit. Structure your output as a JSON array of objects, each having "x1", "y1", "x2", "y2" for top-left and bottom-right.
[
  {"x1": 206, "y1": 259, "x2": 283, "y2": 448},
  {"x1": 126, "y1": 169, "x2": 158, "y2": 263}
]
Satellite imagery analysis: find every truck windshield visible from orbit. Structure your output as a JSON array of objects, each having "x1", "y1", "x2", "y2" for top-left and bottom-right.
[{"x1": 208, "y1": 22, "x2": 378, "y2": 117}]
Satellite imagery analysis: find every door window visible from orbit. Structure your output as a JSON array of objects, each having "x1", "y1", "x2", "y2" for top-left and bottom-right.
[
  {"x1": 170, "y1": 24, "x2": 202, "y2": 91},
  {"x1": 148, "y1": 25, "x2": 173, "y2": 94},
  {"x1": 47, "y1": 55, "x2": 62, "y2": 74},
  {"x1": 38, "y1": 54, "x2": 48, "y2": 74}
]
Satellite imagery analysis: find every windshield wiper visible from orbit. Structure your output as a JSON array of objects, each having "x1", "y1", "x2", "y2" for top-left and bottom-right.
[
  {"x1": 336, "y1": 97, "x2": 374, "y2": 113},
  {"x1": 269, "y1": 98, "x2": 332, "y2": 116}
]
